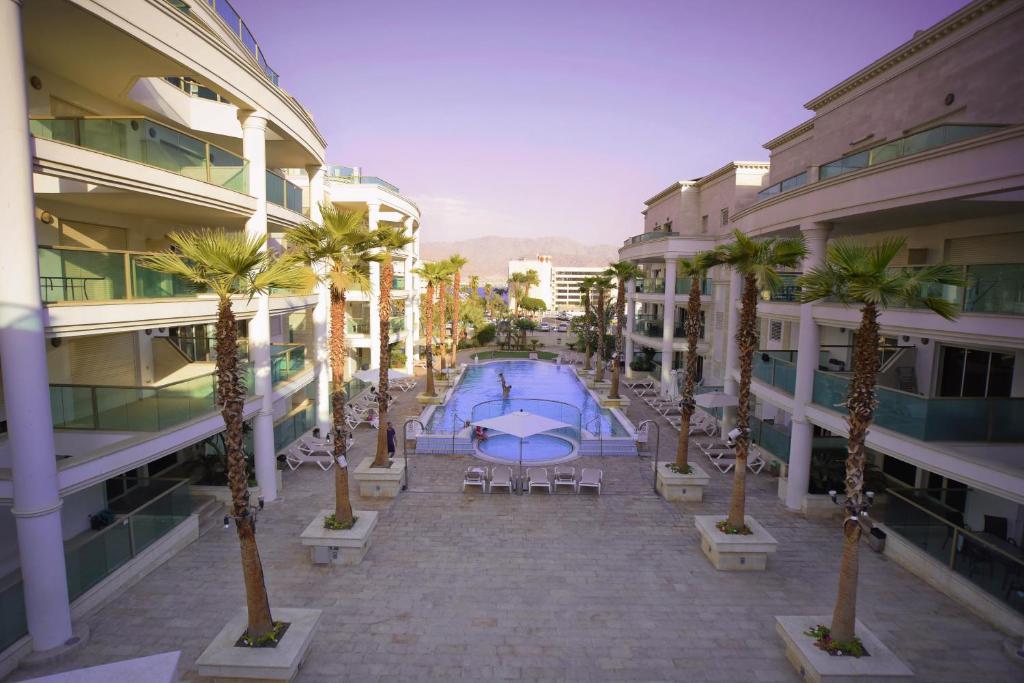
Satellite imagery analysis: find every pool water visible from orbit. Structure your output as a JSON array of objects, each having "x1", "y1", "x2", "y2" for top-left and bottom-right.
[
  {"x1": 425, "y1": 360, "x2": 628, "y2": 436},
  {"x1": 478, "y1": 433, "x2": 574, "y2": 462}
]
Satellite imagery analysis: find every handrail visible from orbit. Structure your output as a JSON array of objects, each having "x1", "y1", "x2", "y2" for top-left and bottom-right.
[{"x1": 401, "y1": 418, "x2": 423, "y2": 490}]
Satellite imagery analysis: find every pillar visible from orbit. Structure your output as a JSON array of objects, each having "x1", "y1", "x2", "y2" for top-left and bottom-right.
[
  {"x1": 367, "y1": 202, "x2": 381, "y2": 370},
  {"x1": 624, "y1": 277, "x2": 636, "y2": 378},
  {"x1": 0, "y1": 0, "x2": 74, "y2": 651},
  {"x1": 721, "y1": 268, "x2": 742, "y2": 433},
  {"x1": 660, "y1": 258, "x2": 677, "y2": 395},
  {"x1": 306, "y1": 165, "x2": 331, "y2": 434},
  {"x1": 240, "y1": 109, "x2": 277, "y2": 501},
  {"x1": 785, "y1": 223, "x2": 831, "y2": 511}
]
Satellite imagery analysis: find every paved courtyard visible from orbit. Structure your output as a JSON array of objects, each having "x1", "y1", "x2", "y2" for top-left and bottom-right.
[{"x1": 11, "y1": 359, "x2": 1021, "y2": 682}]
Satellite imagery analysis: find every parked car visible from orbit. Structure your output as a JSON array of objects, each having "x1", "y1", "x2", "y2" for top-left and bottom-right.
[
  {"x1": 558, "y1": 322, "x2": 569, "y2": 332},
  {"x1": 539, "y1": 323, "x2": 551, "y2": 332}
]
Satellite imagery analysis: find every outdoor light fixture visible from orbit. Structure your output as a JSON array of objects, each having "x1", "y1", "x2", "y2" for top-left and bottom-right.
[
  {"x1": 829, "y1": 490, "x2": 838, "y2": 503},
  {"x1": 725, "y1": 426, "x2": 748, "y2": 448},
  {"x1": 224, "y1": 497, "x2": 265, "y2": 530},
  {"x1": 761, "y1": 290, "x2": 771, "y2": 301}
]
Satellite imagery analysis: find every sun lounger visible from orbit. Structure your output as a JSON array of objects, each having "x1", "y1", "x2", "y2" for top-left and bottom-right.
[
  {"x1": 553, "y1": 465, "x2": 577, "y2": 492},
  {"x1": 284, "y1": 444, "x2": 334, "y2": 471},
  {"x1": 526, "y1": 467, "x2": 551, "y2": 494},
  {"x1": 489, "y1": 465, "x2": 513, "y2": 493},
  {"x1": 577, "y1": 468, "x2": 602, "y2": 494},
  {"x1": 711, "y1": 457, "x2": 736, "y2": 474},
  {"x1": 462, "y1": 466, "x2": 488, "y2": 492}
]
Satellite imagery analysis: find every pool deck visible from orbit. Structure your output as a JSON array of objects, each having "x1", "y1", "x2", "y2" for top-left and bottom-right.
[{"x1": 9, "y1": 349, "x2": 1021, "y2": 682}]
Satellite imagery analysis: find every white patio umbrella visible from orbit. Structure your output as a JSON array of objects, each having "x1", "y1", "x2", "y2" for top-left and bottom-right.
[
  {"x1": 695, "y1": 391, "x2": 739, "y2": 409},
  {"x1": 471, "y1": 410, "x2": 573, "y2": 493},
  {"x1": 354, "y1": 367, "x2": 412, "y2": 384}
]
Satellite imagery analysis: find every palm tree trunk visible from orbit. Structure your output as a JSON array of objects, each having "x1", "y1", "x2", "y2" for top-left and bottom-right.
[
  {"x1": 435, "y1": 283, "x2": 447, "y2": 369},
  {"x1": 216, "y1": 298, "x2": 273, "y2": 639},
  {"x1": 595, "y1": 290, "x2": 606, "y2": 383},
  {"x1": 374, "y1": 258, "x2": 393, "y2": 467},
  {"x1": 830, "y1": 303, "x2": 880, "y2": 643},
  {"x1": 450, "y1": 270, "x2": 461, "y2": 367},
  {"x1": 329, "y1": 287, "x2": 353, "y2": 524},
  {"x1": 675, "y1": 276, "x2": 703, "y2": 471},
  {"x1": 726, "y1": 274, "x2": 758, "y2": 529},
  {"x1": 610, "y1": 282, "x2": 625, "y2": 399},
  {"x1": 582, "y1": 293, "x2": 592, "y2": 371},
  {"x1": 424, "y1": 282, "x2": 436, "y2": 397}
]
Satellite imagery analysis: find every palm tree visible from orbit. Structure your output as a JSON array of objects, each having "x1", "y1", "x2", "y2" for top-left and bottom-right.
[
  {"x1": 468, "y1": 275, "x2": 480, "y2": 303},
  {"x1": 483, "y1": 283, "x2": 494, "y2": 316},
  {"x1": 449, "y1": 255, "x2": 469, "y2": 367},
  {"x1": 604, "y1": 261, "x2": 643, "y2": 399},
  {"x1": 414, "y1": 261, "x2": 449, "y2": 397},
  {"x1": 140, "y1": 229, "x2": 304, "y2": 641},
  {"x1": 591, "y1": 275, "x2": 614, "y2": 383},
  {"x1": 433, "y1": 261, "x2": 454, "y2": 368},
  {"x1": 578, "y1": 276, "x2": 596, "y2": 371},
  {"x1": 672, "y1": 253, "x2": 717, "y2": 472},
  {"x1": 799, "y1": 237, "x2": 962, "y2": 644},
  {"x1": 522, "y1": 268, "x2": 540, "y2": 301},
  {"x1": 509, "y1": 272, "x2": 527, "y2": 315},
  {"x1": 284, "y1": 204, "x2": 373, "y2": 526},
  {"x1": 712, "y1": 229, "x2": 807, "y2": 530},
  {"x1": 371, "y1": 225, "x2": 415, "y2": 467}
]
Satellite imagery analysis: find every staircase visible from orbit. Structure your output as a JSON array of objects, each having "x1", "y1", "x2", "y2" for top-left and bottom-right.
[{"x1": 192, "y1": 494, "x2": 225, "y2": 536}]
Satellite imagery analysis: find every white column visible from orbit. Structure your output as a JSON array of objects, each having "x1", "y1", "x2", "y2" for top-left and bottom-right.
[
  {"x1": 721, "y1": 268, "x2": 742, "y2": 433},
  {"x1": 306, "y1": 165, "x2": 331, "y2": 434},
  {"x1": 660, "y1": 258, "x2": 677, "y2": 395},
  {"x1": 0, "y1": 0, "x2": 74, "y2": 651},
  {"x1": 240, "y1": 110, "x2": 277, "y2": 501},
  {"x1": 368, "y1": 202, "x2": 381, "y2": 370},
  {"x1": 403, "y1": 218, "x2": 416, "y2": 375},
  {"x1": 624, "y1": 277, "x2": 636, "y2": 378},
  {"x1": 785, "y1": 223, "x2": 831, "y2": 511}
]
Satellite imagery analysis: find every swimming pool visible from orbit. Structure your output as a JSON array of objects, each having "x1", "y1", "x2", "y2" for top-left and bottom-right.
[
  {"x1": 424, "y1": 360, "x2": 629, "y2": 437},
  {"x1": 477, "y1": 433, "x2": 574, "y2": 463}
]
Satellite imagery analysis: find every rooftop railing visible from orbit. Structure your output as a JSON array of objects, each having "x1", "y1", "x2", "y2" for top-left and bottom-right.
[
  {"x1": 623, "y1": 230, "x2": 678, "y2": 246},
  {"x1": 327, "y1": 171, "x2": 401, "y2": 195},
  {"x1": 29, "y1": 117, "x2": 248, "y2": 193},
  {"x1": 38, "y1": 246, "x2": 195, "y2": 304},
  {"x1": 756, "y1": 171, "x2": 808, "y2": 201},
  {"x1": 206, "y1": 0, "x2": 279, "y2": 85},
  {"x1": 266, "y1": 169, "x2": 304, "y2": 213}
]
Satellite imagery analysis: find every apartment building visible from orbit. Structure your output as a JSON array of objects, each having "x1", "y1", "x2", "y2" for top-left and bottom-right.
[
  {"x1": 508, "y1": 257, "x2": 615, "y2": 312},
  {"x1": 620, "y1": 0, "x2": 1024, "y2": 632},
  {"x1": 0, "y1": 0, "x2": 421, "y2": 671}
]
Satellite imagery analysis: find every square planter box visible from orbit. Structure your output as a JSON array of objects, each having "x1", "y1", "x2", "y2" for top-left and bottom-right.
[
  {"x1": 694, "y1": 514, "x2": 778, "y2": 571},
  {"x1": 353, "y1": 458, "x2": 406, "y2": 498},
  {"x1": 299, "y1": 510, "x2": 378, "y2": 565},
  {"x1": 654, "y1": 462, "x2": 710, "y2": 502},
  {"x1": 775, "y1": 616, "x2": 913, "y2": 682},
  {"x1": 196, "y1": 607, "x2": 321, "y2": 682},
  {"x1": 586, "y1": 378, "x2": 612, "y2": 390},
  {"x1": 600, "y1": 395, "x2": 631, "y2": 408},
  {"x1": 416, "y1": 393, "x2": 444, "y2": 405}
]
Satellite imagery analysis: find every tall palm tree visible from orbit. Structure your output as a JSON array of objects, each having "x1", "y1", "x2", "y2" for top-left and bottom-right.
[
  {"x1": 591, "y1": 275, "x2": 614, "y2": 383},
  {"x1": 712, "y1": 229, "x2": 807, "y2": 530},
  {"x1": 799, "y1": 237, "x2": 961, "y2": 644},
  {"x1": 371, "y1": 225, "x2": 415, "y2": 467},
  {"x1": 284, "y1": 204, "x2": 373, "y2": 526},
  {"x1": 483, "y1": 283, "x2": 494, "y2": 316},
  {"x1": 413, "y1": 261, "x2": 449, "y2": 397},
  {"x1": 433, "y1": 261, "x2": 454, "y2": 368},
  {"x1": 449, "y1": 255, "x2": 469, "y2": 366},
  {"x1": 468, "y1": 275, "x2": 480, "y2": 303},
  {"x1": 140, "y1": 230, "x2": 304, "y2": 641},
  {"x1": 672, "y1": 253, "x2": 717, "y2": 472},
  {"x1": 604, "y1": 261, "x2": 643, "y2": 399},
  {"x1": 509, "y1": 272, "x2": 527, "y2": 316},
  {"x1": 522, "y1": 268, "x2": 540, "y2": 301},
  {"x1": 578, "y1": 276, "x2": 596, "y2": 371}
]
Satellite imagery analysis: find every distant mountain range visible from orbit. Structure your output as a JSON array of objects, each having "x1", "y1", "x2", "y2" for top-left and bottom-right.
[{"x1": 419, "y1": 236, "x2": 621, "y2": 282}]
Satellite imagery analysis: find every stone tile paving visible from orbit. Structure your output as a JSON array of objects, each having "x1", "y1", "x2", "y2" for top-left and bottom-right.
[{"x1": 9, "y1": 357, "x2": 1020, "y2": 682}]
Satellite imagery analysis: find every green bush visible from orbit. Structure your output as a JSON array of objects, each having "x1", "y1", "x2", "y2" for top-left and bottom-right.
[{"x1": 474, "y1": 323, "x2": 496, "y2": 346}]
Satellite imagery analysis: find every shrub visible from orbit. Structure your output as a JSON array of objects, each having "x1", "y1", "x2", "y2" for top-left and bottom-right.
[{"x1": 474, "y1": 323, "x2": 496, "y2": 346}]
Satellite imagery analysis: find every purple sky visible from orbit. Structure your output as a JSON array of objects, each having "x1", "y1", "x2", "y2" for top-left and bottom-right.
[{"x1": 237, "y1": 0, "x2": 966, "y2": 244}]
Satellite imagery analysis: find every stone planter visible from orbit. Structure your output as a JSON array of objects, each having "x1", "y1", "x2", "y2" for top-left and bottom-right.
[
  {"x1": 654, "y1": 462, "x2": 710, "y2": 502},
  {"x1": 775, "y1": 615, "x2": 913, "y2": 682},
  {"x1": 694, "y1": 514, "x2": 778, "y2": 571},
  {"x1": 416, "y1": 393, "x2": 444, "y2": 405},
  {"x1": 586, "y1": 378, "x2": 612, "y2": 390},
  {"x1": 353, "y1": 458, "x2": 406, "y2": 498},
  {"x1": 196, "y1": 607, "x2": 322, "y2": 682},
  {"x1": 599, "y1": 395, "x2": 631, "y2": 408},
  {"x1": 300, "y1": 510, "x2": 378, "y2": 565}
]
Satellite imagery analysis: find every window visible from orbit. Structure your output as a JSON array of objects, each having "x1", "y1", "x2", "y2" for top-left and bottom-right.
[
  {"x1": 937, "y1": 345, "x2": 1014, "y2": 397},
  {"x1": 720, "y1": 208, "x2": 729, "y2": 226},
  {"x1": 701, "y1": 215, "x2": 708, "y2": 233}
]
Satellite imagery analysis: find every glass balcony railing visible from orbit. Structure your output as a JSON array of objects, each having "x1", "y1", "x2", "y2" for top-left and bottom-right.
[
  {"x1": 674, "y1": 277, "x2": 713, "y2": 296},
  {"x1": 633, "y1": 315, "x2": 686, "y2": 339},
  {"x1": 392, "y1": 276, "x2": 406, "y2": 290},
  {"x1": 750, "y1": 415, "x2": 792, "y2": 462},
  {"x1": 965, "y1": 264, "x2": 1024, "y2": 316},
  {"x1": 763, "y1": 273, "x2": 802, "y2": 302},
  {"x1": 346, "y1": 318, "x2": 370, "y2": 335},
  {"x1": 326, "y1": 170, "x2": 401, "y2": 195},
  {"x1": 206, "y1": 0, "x2": 279, "y2": 85},
  {"x1": 266, "y1": 169, "x2": 304, "y2": 213},
  {"x1": 270, "y1": 343, "x2": 308, "y2": 384},
  {"x1": 640, "y1": 278, "x2": 665, "y2": 294},
  {"x1": 624, "y1": 230, "x2": 678, "y2": 246},
  {"x1": 389, "y1": 316, "x2": 406, "y2": 334},
  {"x1": 274, "y1": 403, "x2": 315, "y2": 451},
  {"x1": 29, "y1": 117, "x2": 248, "y2": 192},
  {"x1": 753, "y1": 351, "x2": 797, "y2": 394},
  {"x1": 163, "y1": 76, "x2": 230, "y2": 104},
  {"x1": 820, "y1": 124, "x2": 1004, "y2": 181},
  {"x1": 883, "y1": 488, "x2": 1024, "y2": 617},
  {"x1": 812, "y1": 370, "x2": 1024, "y2": 442},
  {"x1": 757, "y1": 171, "x2": 808, "y2": 201},
  {"x1": 38, "y1": 246, "x2": 195, "y2": 304},
  {"x1": 0, "y1": 572, "x2": 26, "y2": 653}
]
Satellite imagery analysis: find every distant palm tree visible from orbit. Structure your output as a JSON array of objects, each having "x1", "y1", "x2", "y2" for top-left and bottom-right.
[
  {"x1": 483, "y1": 283, "x2": 494, "y2": 316},
  {"x1": 522, "y1": 268, "x2": 540, "y2": 301},
  {"x1": 604, "y1": 261, "x2": 642, "y2": 399},
  {"x1": 434, "y1": 261, "x2": 455, "y2": 368},
  {"x1": 591, "y1": 275, "x2": 614, "y2": 383},
  {"x1": 448, "y1": 255, "x2": 469, "y2": 366},
  {"x1": 799, "y1": 237, "x2": 962, "y2": 644},
  {"x1": 509, "y1": 272, "x2": 528, "y2": 316},
  {"x1": 672, "y1": 253, "x2": 717, "y2": 472},
  {"x1": 284, "y1": 204, "x2": 373, "y2": 526},
  {"x1": 578, "y1": 276, "x2": 597, "y2": 371},
  {"x1": 140, "y1": 229, "x2": 304, "y2": 641},
  {"x1": 414, "y1": 261, "x2": 450, "y2": 397},
  {"x1": 712, "y1": 229, "x2": 807, "y2": 530},
  {"x1": 371, "y1": 225, "x2": 415, "y2": 467}
]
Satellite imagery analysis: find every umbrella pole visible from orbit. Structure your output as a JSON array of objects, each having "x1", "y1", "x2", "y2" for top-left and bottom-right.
[{"x1": 518, "y1": 437, "x2": 523, "y2": 495}]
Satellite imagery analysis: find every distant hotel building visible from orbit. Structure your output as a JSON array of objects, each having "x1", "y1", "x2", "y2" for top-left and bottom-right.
[{"x1": 508, "y1": 256, "x2": 612, "y2": 312}]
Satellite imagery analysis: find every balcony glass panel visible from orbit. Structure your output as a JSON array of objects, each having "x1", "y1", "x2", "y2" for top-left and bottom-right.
[
  {"x1": 0, "y1": 576, "x2": 27, "y2": 652},
  {"x1": 965, "y1": 264, "x2": 1024, "y2": 316},
  {"x1": 750, "y1": 416, "x2": 791, "y2": 461},
  {"x1": 753, "y1": 351, "x2": 796, "y2": 394},
  {"x1": 390, "y1": 316, "x2": 405, "y2": 333},
  {"x1": 674, "y1": 277, "x2": 713, "y2": 296},
  {"x1": 207, "y1": 147, "x2": 247, "y2": 193},
  {"x1": 757, "y1": 172, "x2": 807, "y2": 200},
  {"x1": 624, "y1": 231, "x2": 678, "y2": 246},
  {"x1": 211, "y1": 0, "x2": 241, "y2": 31},
  {"x1": 271, "y1": 344, "x2": 307, "y2": 384},
  {"x1": 65, "y1": 518, "x2": 133, "y2": 602},
  {"x1": 130, "y1": 254, "x2": 196, "y2": 299},
  {"x1": 129, "y1": 480, "x2": 193, "y2": 553},
  {"x1": 266, "y1": 170, "x2": 286, "y2": 207},
  {"x1": 392, "y1": 276, "x2": 406, "y2": 290},
  {"x1": 285, "y1": 180, "x2": 303, "y2": 213},
  {"x1": 38, "y1": 247, "x2": 127, "y2": 302},
  {"x1": 274, "y1": 403, "x2": 315, "y2": 451}
]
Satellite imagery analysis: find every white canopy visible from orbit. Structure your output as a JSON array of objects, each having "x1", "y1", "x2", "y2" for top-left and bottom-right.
[
  {"x1": 471, "y1": 410, "x2": 572, "y2": 439},
  {"x1": 695, "y1": 392, "x2": 739, "y2": 409},
  {"x1": 354, "y1": 368, "x2": 413, "y2": 383}
]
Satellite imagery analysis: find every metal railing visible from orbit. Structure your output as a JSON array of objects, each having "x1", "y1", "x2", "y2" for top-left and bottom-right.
[
  {"x1": 205, "y1": 0, "x2": 279, "y2": 84},
  {"x1": 29, "y1": 116, "x2": 248, "y2": 192},
  {"x1": 623, "y1": 230, "x2": 678, "y2": 246},
  {"x1": 756, "y1": 171, "x2": 808, "y2": 201},
  {"x1": 270, "y1": 343, "x2": 308, "y2": 384}
]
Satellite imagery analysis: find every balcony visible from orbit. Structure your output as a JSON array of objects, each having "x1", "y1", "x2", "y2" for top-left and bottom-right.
[
  {"x1": 812, "y1": 370, "x2": 1024, "y2": 442},
  {"x1": 750, "y1": 415, "x2": 792, "y2": 461},
  {"x1": 266, "y1": 169, "x2": 304, "y2": 213},
  {"x1": 623, "y1": 230, "x2": 678, "y2": 246},
  {"x1": 392, "y1": 276, "x2": 406, "y2": 291},
  {"x1": 633, "y1": 315, "x2": 684, "y2": 339},
  {"x1": 819, "y1": 124, "x2": 1004, "y2": 181},
  {"x1": 206, "y1": 0, "x2": 280, "y2": 85},
  {"x1": 326, "y1": 167, "x2": 401, "y2": 194},
  {"x1": 674, "y1": 277, "x2": 713, "y2": 296},
  {"x1": 29, "y1": 117, "x2": 248, "y2": 193},
  {"x1": 347, "y1": 318, "x2": 370, "y2": 335},
  {"x1": 756, "y1": 171, "x2": 808, "y2": 201},
  {"x1": 163, "y1": 76, "x2": 230, "y2": 104},
  {"x1": 274, "y1": 403, "x2": 315, "y2": 451},
  {"x1": 270, "y1": 343, "x2": 308, "y2": 384},
  {"x1": 38, "y1": 246, "x2": 194, "y2": 304},
  {"x1": 389, "y1": 316, "x2": 406, "y2": 334},
  {"x1": 763, "y1": 273, "x2": 801, "y2": 303},
  {"x1": 639, "y1": 278, "x2": 665, "y2": 295},
  {"x1": 753, "y1": 351, "x2": 797, "y2": 394}
]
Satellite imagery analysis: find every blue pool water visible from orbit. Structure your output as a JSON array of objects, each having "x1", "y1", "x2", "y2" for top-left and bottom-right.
[
  {"x1": 425, "y1": 360, "x2": 628, "y2": 436},
  {"x1": 478, "y1": 433, "x2": 574, "y2": 463}
]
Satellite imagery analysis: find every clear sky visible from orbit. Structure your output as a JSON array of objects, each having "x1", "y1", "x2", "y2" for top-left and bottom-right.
[{"x1": 236, "y1": 0, "x2": 966, "y2": 243}]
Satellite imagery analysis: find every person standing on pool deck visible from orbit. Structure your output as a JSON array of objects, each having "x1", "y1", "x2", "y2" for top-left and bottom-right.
[{"x1": 386, "y1": 422, "x2": 396, "y2": 460}]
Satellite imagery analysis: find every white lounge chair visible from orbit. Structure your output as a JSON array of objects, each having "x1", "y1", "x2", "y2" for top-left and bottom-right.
[
  {"x1": 283, "y1": 444, "x2": 333, "y2": 471},
  {"x1": 462, "y1": 466, "x2": 487, "y2": 492},
  {"x1": 526, "y1": 467, "x2": 551, "y2": 494},
  {"x1": 553, "y1": 466, "x2": 577, "y2": 492},
  {"x1": 489, "y1": 465, "x2": 513, "y2": 493},
  {"x1": 711, "y1": 457, "x2": 736, "y2": 474},
  {"x1": 577, "y1": 468, "x2": 602, "y2": 494}
]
